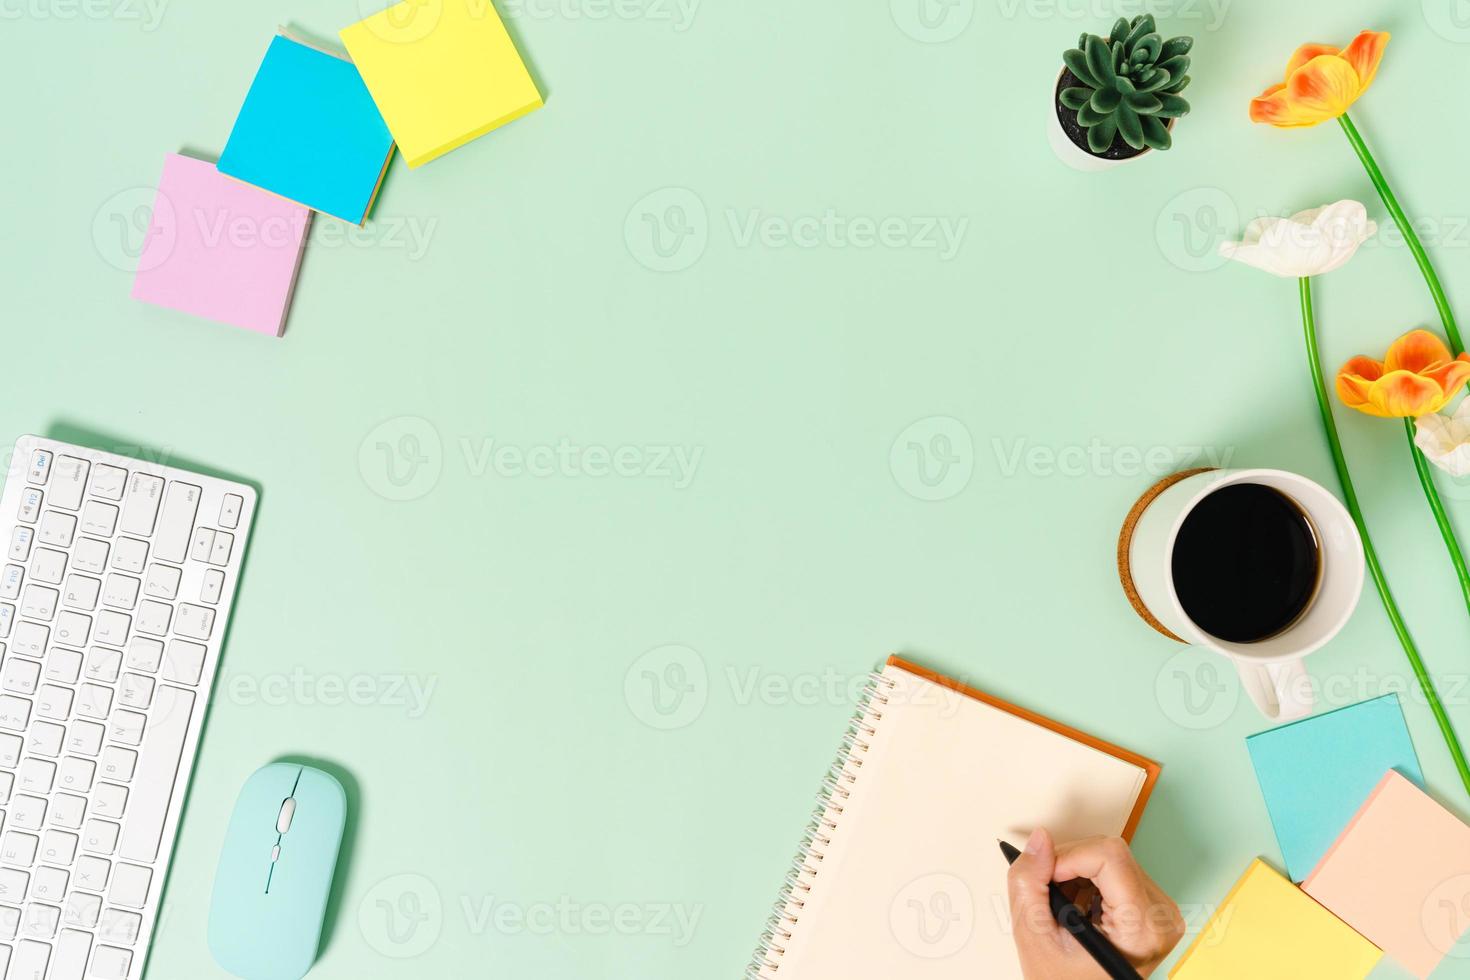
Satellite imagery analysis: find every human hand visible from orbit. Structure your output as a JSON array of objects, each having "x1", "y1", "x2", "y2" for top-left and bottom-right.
[{"x1": 1006, "y1": 829, "x2": 1184, "y2": 978}]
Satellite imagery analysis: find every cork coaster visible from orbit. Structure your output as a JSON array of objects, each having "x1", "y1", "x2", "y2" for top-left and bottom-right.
[{"x1": 1116, "y1": 468, "x2": 1216, "y2": 644}]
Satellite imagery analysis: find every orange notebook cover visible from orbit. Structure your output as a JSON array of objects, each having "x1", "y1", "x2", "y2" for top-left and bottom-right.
[{"x1": 747, "y1": 656, "x2": 1162, "y2": 979}]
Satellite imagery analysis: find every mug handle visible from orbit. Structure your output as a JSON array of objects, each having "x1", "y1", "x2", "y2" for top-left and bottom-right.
[{"x1": 1234, "y1": 659, "x2": 1314, "y2": 721}]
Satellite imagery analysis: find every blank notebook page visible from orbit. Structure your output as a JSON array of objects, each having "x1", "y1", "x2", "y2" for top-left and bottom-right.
[{"x1": 765, "y1": 661, "x2": 1152, "y2": 979}]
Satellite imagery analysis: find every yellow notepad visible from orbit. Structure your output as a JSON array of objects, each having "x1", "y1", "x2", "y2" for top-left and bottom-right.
[
  {"x1": 1170, "y1": 860, "x2": 1380, "y2": 979},
  {"x1": 340, "y1": 0, "x2": 542, "y2": 168}
]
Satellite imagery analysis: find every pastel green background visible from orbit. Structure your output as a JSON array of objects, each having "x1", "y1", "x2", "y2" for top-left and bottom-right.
[{"x1": 6, "y1": 0, "x2": 1470, "y2": 976}]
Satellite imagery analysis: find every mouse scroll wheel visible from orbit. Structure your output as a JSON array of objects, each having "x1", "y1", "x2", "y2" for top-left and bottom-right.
[{"x1": 276, "y1": 798, "x2": 296, "y2": 834}]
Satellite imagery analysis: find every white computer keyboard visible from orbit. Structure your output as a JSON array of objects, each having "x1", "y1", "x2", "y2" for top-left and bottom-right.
[{"x1": 0, "y1": 436, "x2": 255, "y2": 979}]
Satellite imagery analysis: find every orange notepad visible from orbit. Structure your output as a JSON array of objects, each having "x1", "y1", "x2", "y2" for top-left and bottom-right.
[
  {"x1": 1305, "y1": 770, "x2": 1470, "y2": 978},
  {"x1": 746, "y1": 655, "x2": 1160, "y2": 979}
]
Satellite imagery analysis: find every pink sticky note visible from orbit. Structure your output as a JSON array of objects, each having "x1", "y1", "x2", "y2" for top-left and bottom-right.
[
  {"x1": 1304, "y1": 770, "x2": 1470, "y2": 977},
  {"x1": 131, "y1": 153, "x2": 310, "y2": 336}
]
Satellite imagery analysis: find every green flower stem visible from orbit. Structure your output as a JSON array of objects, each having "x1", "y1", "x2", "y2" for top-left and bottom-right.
[
  {"x1": 1300, "y1": 277, "x2": 1470, "y2": 796},
  {"x1": 1339, "y1": 113, "x2": 1464, "y2": 356},
  {"x1": 1406, "y1": 417, "x2": 1470, "y2": 617}
]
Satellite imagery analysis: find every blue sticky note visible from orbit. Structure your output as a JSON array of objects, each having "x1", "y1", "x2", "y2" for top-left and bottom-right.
[
  {"x1": 219, "y1": 35, "x2": 394, "y2": 225},
  {"x1": 1247, "y1": 694, "x2": 1423, "y2": 881}
]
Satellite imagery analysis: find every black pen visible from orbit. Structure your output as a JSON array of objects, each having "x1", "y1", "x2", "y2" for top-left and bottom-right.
[{"x1": 999, "y1": 840, "x2": 1144, "y2": 980}]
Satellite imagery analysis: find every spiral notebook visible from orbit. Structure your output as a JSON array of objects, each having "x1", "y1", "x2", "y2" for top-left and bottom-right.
[{"x1": 748, "y1": 656, "x2": 1160, "y2": 979}]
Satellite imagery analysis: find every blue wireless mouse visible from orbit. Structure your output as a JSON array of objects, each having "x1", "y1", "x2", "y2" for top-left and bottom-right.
[{"x1": 208, "y1": 763, "x2": 347, "y2": 980}]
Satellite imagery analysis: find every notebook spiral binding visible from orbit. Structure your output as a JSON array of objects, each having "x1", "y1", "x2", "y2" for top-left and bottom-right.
[{"x1": 745, "y1": 670, "x2": 897, "y2": 979}]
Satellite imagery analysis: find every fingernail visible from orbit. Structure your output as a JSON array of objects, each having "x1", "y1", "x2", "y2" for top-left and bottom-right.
[{"x1": 1025, "y1": 829, "x2": 1045, "y2": 854}]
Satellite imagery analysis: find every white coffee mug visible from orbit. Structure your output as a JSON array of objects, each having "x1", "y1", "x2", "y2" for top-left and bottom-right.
[{"x1": 1129, "y1": 468, "x2": 1365, "y2": 720}]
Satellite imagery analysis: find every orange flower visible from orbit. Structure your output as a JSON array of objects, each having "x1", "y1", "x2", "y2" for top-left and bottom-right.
[
  {"x1": 1250, "y1": 31, "x2": 1390, "y2": 128},
  {"x1": 1337, "y1": 330, "x2": 1470, "y2": 418}
]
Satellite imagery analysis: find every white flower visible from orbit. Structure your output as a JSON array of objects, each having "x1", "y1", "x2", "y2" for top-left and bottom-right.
[
  {"x1": 1416, "y1": 399, "x2": 1470, "y2": 477},
  {"x1": 1218, "y1": 200, "x2": 1377, "y2": 278}
]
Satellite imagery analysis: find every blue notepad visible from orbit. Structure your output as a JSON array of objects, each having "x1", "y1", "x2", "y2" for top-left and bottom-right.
[
  {"x1": 1247, "y1": 694, "x2": 1423, "y2": 881},
  {"x1": 219, "y1": 34, "x2": 394, "y2": 225}
]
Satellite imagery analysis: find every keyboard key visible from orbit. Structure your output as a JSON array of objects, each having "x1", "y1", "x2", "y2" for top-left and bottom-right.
[
  {"x1": 0, "y1": 604, "x2": 12, "y2": 638},
  {"x1": 52, "y1": 927, "x2": 91, "y2": 979},
  {"x1": 65, "y1": 722, "x2": 104, "y2": 757},
  {"x1": 26, "y1": 450, "x2": 52, "y2": 485},
  {"x1": 29, "y1": 549, "x2": 66, "y2": 584},
  {"x1": 82, "y1": 820, "x2": 119, "y2": 856},
  {"x1": 94, "y1": 784, "x2": 127, "y2": 820},
  {"x1": 99, "y1": 908, "x2": 138, "y2": 945},
  {"x1": 162, "y1": 641, "x2": 206, "y2": 686},
  {"x1": 10, "y1": 938, "x2": 50, "y2": 979},
  {"x1": 32, "y1": 867, "x2": 66, "y2": 903},
  {"x1": 8, "y1": 527, "x2": 33, "y2": 561},
  {"x1": 20, "y1": 902, "x2": 58, "y2": 940},
  {"x1": 119, "y1": 474, "x2": 164, "y2": 536},
  {"x1": 153, "y1": 482, "x2": 201, "y2": 563},
  {"x1": 208, "y1": 531, "x2": 233, "y2": 566},
  {"x1": 44, "y1": 649, "x2": 81, "y2": 685},
  {"x1": 108, "y1": 864, "x2": 150, "y2": 910},
  {"x1": 27, "y1": 722, "x2": 64, "y2": 758},
  {"x1": 19, "y1": 586, "x2": 57, "y2": 621},
  {"x1": 0, "y1": 734, "x2": 22, "y2": 767},
  {"x1": 41, "y1": 830, "x2": 77, "y2": 865},
  {"x1": 79, "y1": 501, "x2": 118, "y2": 538},
  {"x1": 100, "y1": 575, "x2": 137, "y2": 610},
  {"x1": 83, "y1": 649, "x2": 119, "y2": 685},
  {"x1": 89, "y1": 464, "x2": 128, "y2": 501},
  {"x1": 50, "y1": 456, "x2": 89, "y2": 511},
  {"x1": 109, "y1": 711, "x2": 145, "y2": 747},
  {"x1": 3, "y1": 832, "x2": 38, "y2": 865},
  {"x1": 1, "y1": 565, "x2": 22, "y2": 599},
  {"x1": 0, "y1": 770, "x2": 12, "y2": 802},
  {"x1": 220, "y1": 493, "x2": 243, "y2": 528},
  {"x1": 99, "y1": 749, "x2": 135, "y2": 783},
  {"x1": 92, "y1": 611, "x2": 129, "y2": 647},
  {"x1": 109, "y1": 538, "x2": 144, "y2": 574},
  {"x1": 50, "y1": 794, "x2": 86, "y2": 830},
  {"x1": 75, "y1": 855, "x2": 109, "y2": 892},
  {"x1": 36, "y1": 512, "x2": 76, "y2": 548},
  {"x1": 135, "y1": 601, "x2": 169, "y2": 637},
  {"x1": 10, "y1": 623, "x2": 47, "y2": 658},
  {"x1": 69, "y1": 539, "x2": 104, "y2": 575},
  {"x1": 0, "y1": 869, "x2": 27, "y2": 902},
  {"x1": 10, "y1": 794, "x2": 45, "y2": 830},
  {"x1": 0, "y1": 697, "x2": 32, "y2": 731},
  {"x1": 62, "y1": 892, "x2": 99, "y2": 929},
  {"x1": 18, "y1": 489, "x2": 42, "y2": 524},
  {"x1": 0, "y1": 904, "x2": 18, "y2": 940},
  {"x1": 57, "y1": 759, "x2": 94, "y2": 794},
  {"x1": 16, "y1": 759, "x2": 52, "y2": 794},
  {"x1": 142, "y1": 564, "x2": 179, "y2": 601},
  {"x1": 174, "y1": 604, "x2": 214, "y2": 641},
  {"x1": 63, "y1": 575, "x2": 100, "y2": 611},
  {"x1": 2, "y1": 658, "x2": 39, "y2": 696},
  {"x1": 91, "y1": 944, "x2": 132, "y2": 979},
  {"x1": 201, "y1": 568, "x2": 225, "y2": 604},
  {"x1": 189, "y1": 527, "x2": 215, "y2": 562},
  {"x1": 35, "y1": 685, "x2": 73, "y2": 721},
  {"x1": 118, "y1": 686, "x2": 194, "y2": 862},
  {"x1": 53, "y1": 611, "x2": 90, "y2": 648},
  {"x1": 76, "y1": 684, "x2": 113, "y2": 720},
  {"x1": 117, "y1": 675, "x2": 152, "y2": 710},
  {"x1": 123, "y1": 638, "x2": 160, "y2": 675}
]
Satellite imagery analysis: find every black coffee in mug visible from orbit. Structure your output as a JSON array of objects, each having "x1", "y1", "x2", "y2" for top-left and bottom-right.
[{"x1": 1170, "y1": 483, "x2": 1322, "y2": 643}]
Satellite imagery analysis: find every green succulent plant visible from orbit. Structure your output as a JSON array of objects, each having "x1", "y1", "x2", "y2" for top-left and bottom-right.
[{"x1": 1060, "y1": 15, "x2": 1193, "y2": 154}]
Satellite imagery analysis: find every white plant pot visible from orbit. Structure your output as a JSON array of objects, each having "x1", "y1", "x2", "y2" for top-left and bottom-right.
[{"x1": 1047, "y1": 67, "x2": 1173, "y2": 172}]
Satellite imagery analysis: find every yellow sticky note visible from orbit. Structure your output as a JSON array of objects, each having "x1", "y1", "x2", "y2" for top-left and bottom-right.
[
  {"x1": 341, "y1": 0, "x2": 542, "y2": 168},
  {"x1": 1170, "y1": 860, "x2": 1380, "y2": 979}
]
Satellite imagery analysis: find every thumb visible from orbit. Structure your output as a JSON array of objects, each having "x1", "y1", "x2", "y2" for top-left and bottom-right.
[{"x1": 1007, "y1": 829, "x2": 1058, "y2": 943}]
